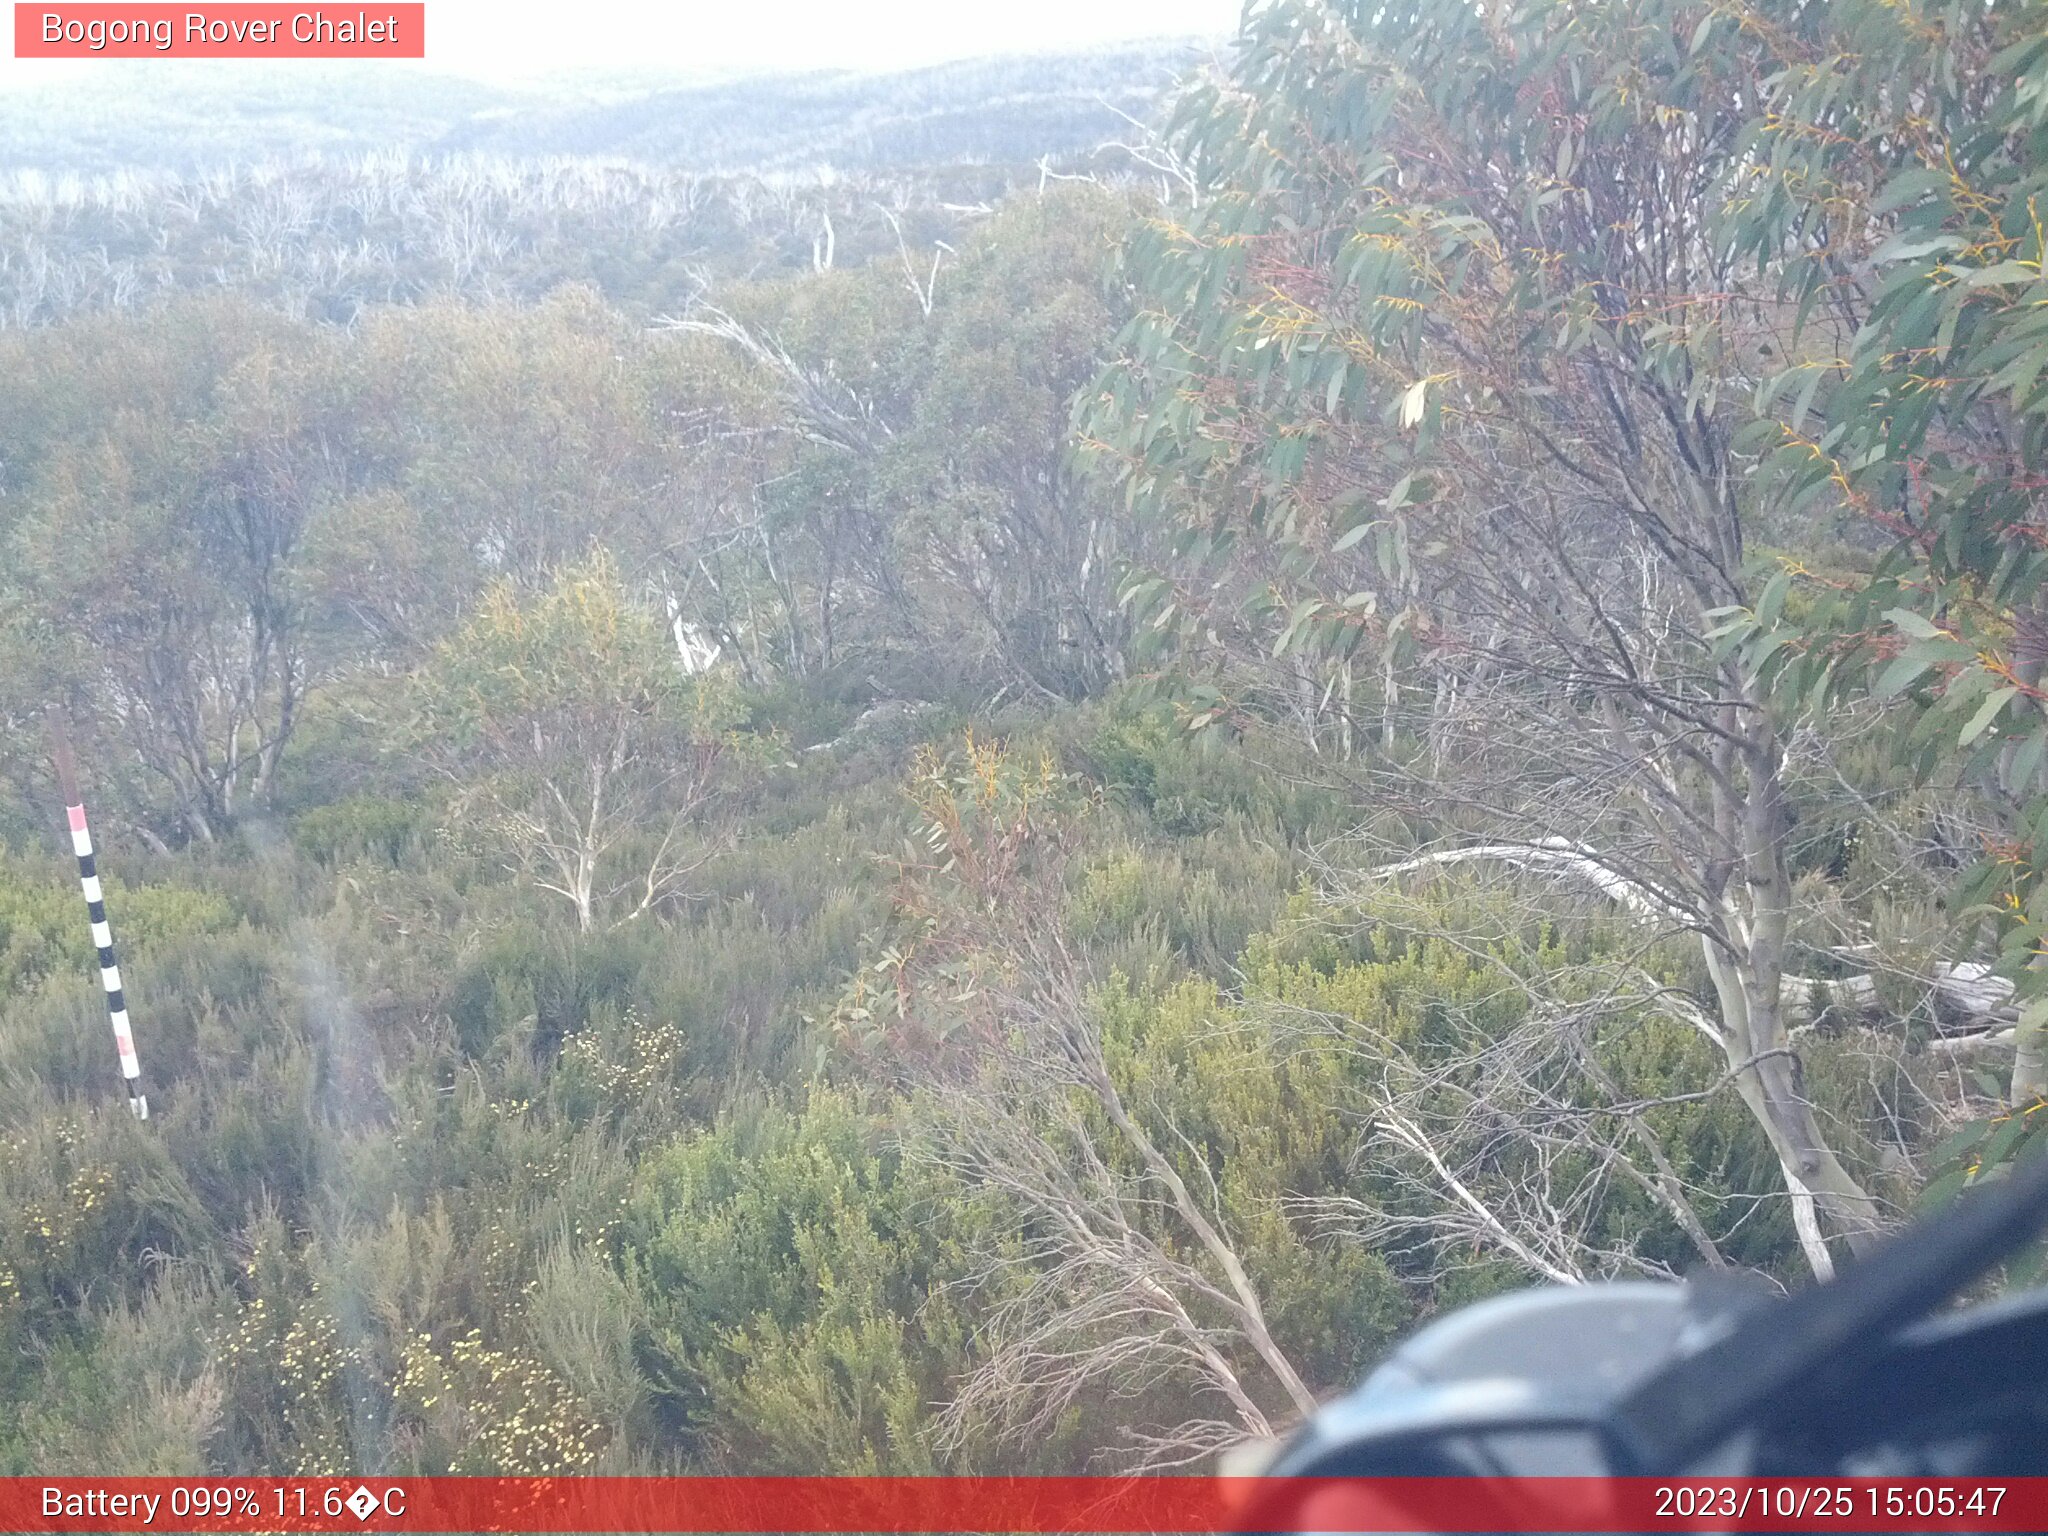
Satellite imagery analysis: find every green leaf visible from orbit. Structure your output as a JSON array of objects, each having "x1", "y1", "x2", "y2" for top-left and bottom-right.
[
  {"x1": 1871, "y1": 167, "x2": 1951, "y2": 215},
  {"x1": 1788, "y1": 390, "x2": 1826, "y2": 450},
  {"x1": 1960, "y1": 686, "x2": 2018, "y2": 746},
  {"x1": 1871, "y1": 233, "x2": 1965, "y2": 264},
  {"x1": 1324, "y1": 360, "x2": 1349, "y2": 417},
  {"x1": 1874, "y1": 650, "x2": 1933, "y2": 699},
  {"x1": 1924, "y1": 1117, "x2": 1992, "y2": 1171},
  {"x1": 1757, "y1": 570, "x2": 1792, "y2": 628},
  {"x1": 1730, "y1": 419, "x2": 1786, "y2": 455},
  {"x1": 1977, "y1": 1111, "x2": 2035, "y2": 1172},
  {"x1": 1919, "y1": 1167, "x2": 1970, "y2": 1211},
  {"x1": 1748, "y1": 632, "x2": 1792, "y2": 673},
  {"x1": 1961, "y1": 261, "x2": 2044, "y2": 288},
  {"x1": 2011, "y1": 727, "x2": 2048, "y2": 794},
  {"x1": 1805, "y1": 661, "x2": 1837, "y2": 716},
  {"x1": 1884, "y1": 608, "x2": 1946, "y2": 640}
]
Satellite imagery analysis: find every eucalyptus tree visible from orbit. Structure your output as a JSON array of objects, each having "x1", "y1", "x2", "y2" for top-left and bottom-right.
[
  {"x1": 0, "y1": 299, "x2": 360, "y2": 843},
  {"x1": 1711, "y1": 0, "x2": 2048, "y2": 1128},
  {"x1": 664, "y1": 188, "x2": 1144, "y2": 700},
  {"x1": 409, "y1": 556, "x2": 741, "y2": 933},
  {"x1": 1080, "y1": 0, "x2": 1904, "y2": 1270}
]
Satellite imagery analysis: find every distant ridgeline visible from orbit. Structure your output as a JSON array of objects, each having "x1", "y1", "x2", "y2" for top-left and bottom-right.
[{"x1": 0, "y1": 43, "x2": 1209, "y2": 327}]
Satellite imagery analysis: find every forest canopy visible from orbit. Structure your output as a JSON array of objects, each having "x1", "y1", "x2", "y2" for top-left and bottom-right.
[{"x1": 3, "y1": 0, "x2": 2048, "y2": 1475}]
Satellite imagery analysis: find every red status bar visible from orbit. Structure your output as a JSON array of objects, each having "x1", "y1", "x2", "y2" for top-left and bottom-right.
[{"x1": 6, "y1": 1476, "x2": 2045, "y2": 1533}]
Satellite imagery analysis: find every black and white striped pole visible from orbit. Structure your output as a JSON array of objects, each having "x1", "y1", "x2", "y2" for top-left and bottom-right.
[{"x1": 49, "y1": 715, "x2": 148, "y2": 1119}]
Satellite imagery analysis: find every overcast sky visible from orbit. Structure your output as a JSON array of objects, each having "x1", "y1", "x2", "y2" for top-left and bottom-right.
[
  {"x1": 437, "y1": 0, "x2": 1244, "y2": 78},
  {"x1": 3, "y1": 1, "x2": 1245, "y2": 86}
]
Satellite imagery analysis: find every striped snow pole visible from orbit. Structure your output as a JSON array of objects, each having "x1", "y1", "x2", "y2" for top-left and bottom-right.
[{"x1": 50, "y1": 719, "x2": 148, "y2": 1119}]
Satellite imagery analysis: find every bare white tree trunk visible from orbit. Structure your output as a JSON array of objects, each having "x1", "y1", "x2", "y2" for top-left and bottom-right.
[{"x1": 896, "y1": 925, "x2": 1314, "y2": 1469}]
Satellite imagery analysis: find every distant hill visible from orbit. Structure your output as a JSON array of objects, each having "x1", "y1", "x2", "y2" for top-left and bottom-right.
[
  {"x1": 431, "y1": 46, "x2": 1208, "y2": 172},
  {"x1": 0, "y1": 42, "x2": 1214, "y2": 177},
  {"x1": 0, "y1": 64, "x2": 521, "y2": 175}
]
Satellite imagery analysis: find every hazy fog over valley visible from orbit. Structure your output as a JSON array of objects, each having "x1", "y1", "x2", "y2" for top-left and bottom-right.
[{"x1": 0, "y1": 43, "x2": 1215, "y2": 177}]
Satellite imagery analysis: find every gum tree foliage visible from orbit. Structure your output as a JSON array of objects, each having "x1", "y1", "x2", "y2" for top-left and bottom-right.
[
  {"x1": 880, "y1": 189, "x2": 1142, "y2": 700},
  {"x1": 1704, "y1": 1, "x2": 2048, "y2": 1154},
  {"x1": 1077, "y1": 0, "x2": 1928, "y2": 1269},
  {"x1": 0, "y1": 301, "x2": 367, "y2": 844},
  {"x1": 410, "y1": 556, "x2": 744, "y2": 933},
  {"x1": 314, "y1": 290, "x2": 688, "y2": 654},
  {"x1": 667, "y1": 186, "x2": 1144, "y2": 699}
]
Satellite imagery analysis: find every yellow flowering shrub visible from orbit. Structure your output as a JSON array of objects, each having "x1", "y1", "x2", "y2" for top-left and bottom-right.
[{"x1": 394, "y1": 1326, "x2": 602, "y2": 1473}]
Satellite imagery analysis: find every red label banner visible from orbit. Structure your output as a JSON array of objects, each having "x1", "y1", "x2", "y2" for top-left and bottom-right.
[
  {"x1": 14, "y1": 5, "x2": 425, "y2": 58},
  {"x1": 2, "y1": 1476, "x2": 2044, "y2": 1533}
]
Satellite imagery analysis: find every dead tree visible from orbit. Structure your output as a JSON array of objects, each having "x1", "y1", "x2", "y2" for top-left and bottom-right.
[{"x1": 903, "y1": 927, "x2": 1316, "y2": 1470}]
